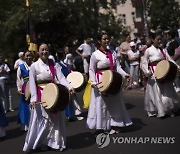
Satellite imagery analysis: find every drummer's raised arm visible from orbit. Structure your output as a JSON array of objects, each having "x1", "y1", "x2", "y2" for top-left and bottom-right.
[
  {"x1": 55, "y1": 63, "x2": 73, "y2": 90},
  {"x1": 16, "y1": 66, "x2": 23, "y2": 92}
]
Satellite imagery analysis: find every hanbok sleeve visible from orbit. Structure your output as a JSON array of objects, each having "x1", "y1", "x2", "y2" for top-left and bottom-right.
[
  {"x1": 29, "y1": 64, "x2": 38, "y2": 103},
  {"x1": 55, "y1": 63, "x2": 73, "y2": 90},
  {"x1": 16, "y1": 67, "x2": 22, "y2": 91},
  {"x1": 115, "y1": 53, "x2": 128, "y2": 79},
  {"x1": 141, "y1": 50, "x2": 150, "y2": 77},
  {"x1": 89, "y1": 53, "x2": 97, "y2": 85}
]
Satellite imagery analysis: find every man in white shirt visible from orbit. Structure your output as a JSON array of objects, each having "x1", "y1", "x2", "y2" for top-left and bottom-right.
[
  {"x1": 127, "y1": 41, "x2": 140, "y2": 88},
  {"x1": 0, "y1": 55, "x2": 13, "y2": 112},
  {"x1": 76, "y1": 38, "x2": 92, "y2": 79},
  {"x1": 14, "y1": 51, "x2": 25, "y2": 70}
]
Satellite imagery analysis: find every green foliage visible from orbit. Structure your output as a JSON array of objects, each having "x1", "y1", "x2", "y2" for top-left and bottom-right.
[
  {"x1": 147, "y1": 0, "x2": 180, "y2": 31},
  {"x1": 0, "y1": 0, "x2": 127, "y2": 57}
]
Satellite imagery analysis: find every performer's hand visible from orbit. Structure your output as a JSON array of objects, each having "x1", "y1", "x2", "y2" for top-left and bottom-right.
[
  {"x1": 92, "y1": 82, "x2": 102, "y2": 89},
  {"x1": 125, "y1": 74, "x2": 131, "y2": 82},
  {"x1": 69, "y1": 88, "x2": 75, "y2": 95},
  {"x1": 91, "y1": 84, "x2": 97, "y2": 88},
  {"x1": 29, "y1": 102, "x2": 36, "y2": 109},
  {"x1": 18, "y1": 90, "x2": 24, "y2": 95},
  {"x1": 148, "y1": 71, "x2": 152, "y2": 77}
]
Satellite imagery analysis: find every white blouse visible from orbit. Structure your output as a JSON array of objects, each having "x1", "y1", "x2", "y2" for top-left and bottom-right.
[
  {"x1": 29, "y1": 58, "x2": 72, "y2": 102},
  {"x1": 141, "y1": 45, "x2": 178, "y2": 76},
  {"x1": 89, "y1": 49, "x2": 128, "y2": 85}
]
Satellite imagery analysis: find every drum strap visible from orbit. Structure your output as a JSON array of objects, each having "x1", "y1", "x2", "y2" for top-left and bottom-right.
[
  {"x1": 96, "y1": 70, "x2": 102, "y2": 83},
  {"x1": 106, "y1": 51, "x2": 114, "y2": 70},
  {"x1": 160, "y1": 48, "x2": 166, "y2": 60},
  {"x1": 48, "y1": 59, "x2": 55, "y2": 83},
  {"x1": 98, "y1": 48, "x2": 114, "y2": 70},
  {"x1": 37, "y1": 86, "x2": 43, "y2": 102},
  {"x1": 149, "y1": 63, "x2": 156, "y2": 73},
  {"x1": 22, "y1": 83, "x2": 27, "y2": 93},
  {"x1": 149, "y1": 49, "x2": 166, "y2": 73}
]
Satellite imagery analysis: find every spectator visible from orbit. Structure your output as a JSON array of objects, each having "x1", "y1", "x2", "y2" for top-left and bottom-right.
[
  {"x1": 0, "y1": 55, "x2": 14, "y2": 113},
  {"x1": 127, "y1": 42, "x2": 140, "y2": 88},
  {"x1": 14, "y1": 51, "x2": 25, "y2": 70}
]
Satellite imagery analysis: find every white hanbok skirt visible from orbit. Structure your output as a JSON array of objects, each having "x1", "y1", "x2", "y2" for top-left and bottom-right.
[
  {"x1": 23, "y1": 104, "x2": 66, "y2": 152},
  {"x1": 144, "y1": 77, "x2": 179, "y2": 117},
  {"x1": 87, "y1": 87, "x2": 132, "y2": 130}
]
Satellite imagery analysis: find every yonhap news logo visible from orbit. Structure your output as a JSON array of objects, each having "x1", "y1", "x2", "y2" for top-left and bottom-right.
[
  {"x1": 96, "y1": 133, "x2": 175, "y2": 148},
  {"x1": 96, "y1": 133, "x2": 110, "y2": 148}
]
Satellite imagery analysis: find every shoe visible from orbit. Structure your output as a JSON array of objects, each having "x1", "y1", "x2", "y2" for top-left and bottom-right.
[
  {"x1": 9, "y1": 109, "x2": 14, "y2": 112},
  {"x1": 147, "y1": 112, "x2": 156, "y2": 117},
  {"x1": 24, "y1": 125, "x2": 28, "y2": 131},
  {"x1": 76, "y1": 117, "x2": 84, "y2": 121},
  {"x1": 133, "y1": 81, "x2": 138, "y2": 86},
  {"x1": 109, "y1": 129, "x2": 119, "y2": 135},
  {"x1": 168, "y1": 112, "x2": 175, "y2": 117},
  {"x1": 60, "y1": 147, "x2": 66, "y2": 152}
]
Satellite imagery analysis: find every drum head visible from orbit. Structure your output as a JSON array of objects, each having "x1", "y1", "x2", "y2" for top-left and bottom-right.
[
  {"x1": 154, "y1": 60, "x2": 170, "y2": 80},
  {"x1": 67, "y1": 72, "x2": 84, "y2": 89},
  {"x1": 41, "y1": 83, "x2": 59, "y2": 109},
  {"x1": 25, "y1": 81, "x2": 30, "y2": 101},
  {"x1": 97, "y1": 70, "x2": 113, "y2": 92}
]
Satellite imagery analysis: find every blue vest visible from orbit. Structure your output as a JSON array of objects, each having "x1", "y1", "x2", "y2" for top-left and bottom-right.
[
  {"x1": 58, "y1": 62, "x2": 71, "y2": 77},
  {"x1": 19, "y1": 63, "x2": 29, "y2": 78}
]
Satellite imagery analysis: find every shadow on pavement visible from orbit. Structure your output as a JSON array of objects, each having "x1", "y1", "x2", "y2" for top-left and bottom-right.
[
  {"x1": 67, "y1": 132, "x2": 95, "y2": 149},
  {"x1": 125, "y1": 103, "x2": 136, "y2": 110},
  {"x1": 120, "y1": 118, "x2": 146, "y2": 133},
  {"x1": 6, "y1": 127, "x2": 25, "y2": 140}
]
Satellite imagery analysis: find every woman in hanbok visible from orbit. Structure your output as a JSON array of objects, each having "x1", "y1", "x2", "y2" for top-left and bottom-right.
[
  {"x1": 16, "y1": 50, "x2": 32, "y2": 131},
  {"x1": 23, "y1": 43, "x2": 74, "y2": 152},
  {"x1": 56, "y1": 50, "x2": 84, "y2": 121},
  {"x1": 87, "y1": 33, "x2": 132, "y2": 135},
  {"x1": 141, "y1": 32, "x2": 179, "y2": 118}
]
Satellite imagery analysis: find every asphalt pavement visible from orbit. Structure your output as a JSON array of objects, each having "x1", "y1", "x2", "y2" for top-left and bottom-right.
[{"x1": 0, "y1": 84, "x2": 180, "y2": 154}]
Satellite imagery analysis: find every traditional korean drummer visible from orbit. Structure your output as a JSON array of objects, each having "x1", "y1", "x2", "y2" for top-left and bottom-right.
[
  {"x1": 141, "y1": 30, "x2": 180, "y2": 118},
  {"x1": 87, "y1": 32, "x2": 132, "y2": 135},
  {"x1": 23, "y1": 43, "x2": 74, "y2": 152}
]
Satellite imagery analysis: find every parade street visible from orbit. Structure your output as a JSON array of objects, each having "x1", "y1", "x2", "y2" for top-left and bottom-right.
[{"x1": 0, "y1": 84, "x2": 180, "y2": 154}]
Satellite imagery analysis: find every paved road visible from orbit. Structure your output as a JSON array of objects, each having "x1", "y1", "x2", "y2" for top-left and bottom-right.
[{"x1": 0, "y1": 85, "x2": 180, "y2": 154}]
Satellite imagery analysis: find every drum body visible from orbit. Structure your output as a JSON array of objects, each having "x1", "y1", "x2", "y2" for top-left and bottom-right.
[
  {"x1": 154, "y1": 60, "x2": 177, "y2": 83},
  {"x1": 67, "y1": 71, "x2": 86, "y2": 92},
  {"x1": 41, "y1": 83, "x2": 69, "y2": 111},
  {"x1": 97, "y1": 70, "x2": 123, "y2": 95},
  {"x1": 25, "y1": 81, "x2": 30, "y2": 101}
]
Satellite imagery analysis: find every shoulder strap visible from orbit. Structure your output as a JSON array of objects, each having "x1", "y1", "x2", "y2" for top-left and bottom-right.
[
  {"x1": 159, "y1": 48, "x2": 166, "y2": 60},
  {"x1": 106, "y1": 50, "x2": 114, "y2": 70},
  {"x1": 48, "y1": 59, "x2": 55, "y2": 83}
]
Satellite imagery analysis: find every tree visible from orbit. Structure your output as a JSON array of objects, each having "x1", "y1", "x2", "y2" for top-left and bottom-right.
[
  {"x1": 146, "y1": 0, "x2": 180, "y2": 32},
  {"x1": 0, "y1": 0, "x2": 127, "y2": 57}
]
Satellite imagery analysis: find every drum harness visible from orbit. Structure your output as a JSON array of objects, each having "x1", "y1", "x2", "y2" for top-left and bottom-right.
[{"x1": 148, "y1": 48, "x2": 167, "y2": 105}]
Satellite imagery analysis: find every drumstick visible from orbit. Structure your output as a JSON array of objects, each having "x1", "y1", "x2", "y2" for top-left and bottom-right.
[
  {"x1": 34, "y1": 102, "x2": 46, "y2": 105},
  {"x1": 96, "y1": 82, "x2": 102, "y2": 86},
  {"x1": 96, "y1": 82, "x2": 103, "y2": 89}
]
